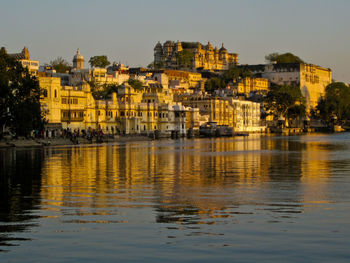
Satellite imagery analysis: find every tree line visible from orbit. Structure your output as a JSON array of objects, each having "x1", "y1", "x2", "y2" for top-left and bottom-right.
[
  {"x1": 49, "y1": 55, "x2": 111, "y2": 73},
  {"x1": 0, "y1": 48, "x2": 43, "y2": 137}
]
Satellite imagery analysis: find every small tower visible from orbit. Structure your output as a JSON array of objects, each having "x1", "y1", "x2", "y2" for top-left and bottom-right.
[
  {"x1": 22, "y1": 47, "x2": 30, "y2": 60},
  {"x1": 175, "y1": 40, "x2": 183, "y2": 52},
  {"x1": 206, "y1": 42, "x2": 213, "y2": 51},
  {"x1": 154, "y1": 41, "x2": 163, "y2": 63},
  {"x1": 214, "y1": 47, "x2": 219, "y2": 61},
  {"x1": 73, "y1": 49, "x2": 84, "y2": 70},
  {"x1": 219, "y1": 43, "x2": 228, "y2": 61},
  {"x1": 219, "y1": 43, "x2": 227, "y2": 53}
]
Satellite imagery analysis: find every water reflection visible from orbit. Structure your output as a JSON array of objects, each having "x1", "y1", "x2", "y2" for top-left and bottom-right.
[
  {"x1": 0, "y1": 149, "x2": 43, "y2": 251},
  {"x1": 1, "y1": 133, "x2": 349, "y2": 255},
  {"x1": 38, "y1": 135, "x2": 334, "y2": 226}
]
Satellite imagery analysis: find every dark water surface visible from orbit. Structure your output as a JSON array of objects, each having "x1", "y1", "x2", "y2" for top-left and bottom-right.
[{"x1": 1, "y1": 134, "x2": 350, "y2": 262}]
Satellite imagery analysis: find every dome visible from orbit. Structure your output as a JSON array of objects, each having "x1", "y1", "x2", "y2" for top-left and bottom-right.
[
  {"x1": 154, "y1": 41, "x2": 163, "y2": 51},
  {"x1": 164, "y1": 40, "x2": 174, "y2": 47},
  {"x1": 219, "y1": 43, "x2": 227, "y2": 53},
  {"x1": 206, "y1": 42, "x2": 213, "y2": 50},
  {"x1": 73, "y1": 49, "x2": 84, "y2": 70},
  {"x1": 73, "y1": 49, "x2": 84, "y2": 61}
]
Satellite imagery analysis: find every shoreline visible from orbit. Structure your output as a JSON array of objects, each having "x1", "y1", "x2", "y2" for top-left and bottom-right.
[
  {"x1": 0, "y1": 130, "x2": 346, "y2": 150},
  {"x1": 0, "y1": 135, "x2": 155, "y2": 149}
]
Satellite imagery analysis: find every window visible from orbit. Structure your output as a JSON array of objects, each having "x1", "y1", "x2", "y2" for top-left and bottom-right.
[
  {"x1": 43, "y1": 89, "x2": 48, "y2": 97},
  {"x1": 54, "y1": 90, "x2": 57, "y2": 98}
]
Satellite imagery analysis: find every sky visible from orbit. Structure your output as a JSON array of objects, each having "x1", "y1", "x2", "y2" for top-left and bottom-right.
[{"x1": 1, "y1": 0, "x2": 349, "y2": 82}]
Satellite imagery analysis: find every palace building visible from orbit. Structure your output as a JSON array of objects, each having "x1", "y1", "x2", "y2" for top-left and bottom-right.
[
  {"x1": 241, "y1": 63, "x2": 332, "y2": 109},
  {"x1": 154, "y1": 41, "x2": 238, "y2": 71},
  {"x1": 4, "y1": 47, "x2": 264, "y2": 134}
]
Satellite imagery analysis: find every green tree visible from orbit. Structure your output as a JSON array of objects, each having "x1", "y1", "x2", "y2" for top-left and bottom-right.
[
  {"x1": 128, "y1": 79, "x2": 143, "y2": 90},
  {"x1": 89, "y1": 56, "x2": 111, "y2": 68},
  {"x1": 265, "y1": 52, "x2": 304, "y2": 64},
  {"x1": 88, "y1": 80, "x2": 122, "y2": 100},
  {"x1": 222, "y1": 66, "x2": 252, "y2": 84},
  {"x1": 265, "y1": 84, "x2": 306, "y2": 127},
  {"x1": 50, "y1": 57, "x2": 71, "y2": 73},
  {"x1": 0, "y1": 48, "x2": 43, "y2": 136},
  {"x1": 205, "y1": 77, "x2": 225, "y2": 92},
  {"x1": 176, "y1": 50, "x2": 193, "y2": 69},
  {"x1": 317, "y1": 82, "x2": 350, "y2": 123}
]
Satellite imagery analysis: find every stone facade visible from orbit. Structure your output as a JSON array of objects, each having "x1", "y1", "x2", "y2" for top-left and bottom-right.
[
  {"x1": 233, "y1": 77, "x2": 269, "y2": 97},
  {"x1": 242, "y1": 63, "x2": 332, "y2": 109},
  {"x1": 154, "y1": 41, "x2": 238, "y2": 71},
  {"x1": 28, "y1": 48, "x2": 263, "y2": 135},
  {"x1": 176, "y1": 93, "x2": 264, "y2": 132},
  {"x1": 39, "y1": 74, "x2": 197, "y2": 136}
]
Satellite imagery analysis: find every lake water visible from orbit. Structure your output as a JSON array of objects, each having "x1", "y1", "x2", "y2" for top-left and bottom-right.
[{"x1": 1, "y1": 134, "x2": 350, "y2": 262}]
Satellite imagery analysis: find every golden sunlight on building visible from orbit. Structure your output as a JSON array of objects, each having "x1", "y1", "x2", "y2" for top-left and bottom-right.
[
  {"x1": 234, "y1": 77, "x2": 269, "y2": 97},
  {"x1": 154, "y1": 41, "x2": 238, "y2": 71},
  {"x1": 7, "y1": 47, "x2": 39, "y2": 76}
]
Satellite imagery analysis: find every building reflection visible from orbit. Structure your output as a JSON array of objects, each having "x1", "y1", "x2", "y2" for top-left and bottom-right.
[
  {"x1": 0, "y1": 135, "x2": 338, "y2": 252},
  {"x1": 39, "y1": 135, "x2": 332, "y2": 226}
]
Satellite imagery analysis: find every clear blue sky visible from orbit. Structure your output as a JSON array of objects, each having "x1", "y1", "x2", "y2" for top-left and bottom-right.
[{"x1": 1, "y1": 0, "x2": 349, "y2": 82}]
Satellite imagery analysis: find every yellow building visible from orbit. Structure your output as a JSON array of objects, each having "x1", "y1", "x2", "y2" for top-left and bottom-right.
[
  {"x1": 39, "y1": 74, "x2": 196, "y2": 135},
  {"x1": 7, "y1": 47, "x2": 39, "y2": 76},
  {"x1": 299, "y1": 63, "x2": 332, "y2": 109},
  {"x1": 235, "y1": 77, "x2": 269, "y2": 97},
  {"x1": 244, "y1": 63, "x2": 332, "y2": 109},
  {"x1": 177, "y1": 93, "x2": 263, "y2": 132},
  {"x1": 154, "y1": 41, "x2": 238, "y2": 71},
  {"x1": 164, "y1": 70, "x2": 203, "y2": 89},
  {"x1": 39, "y1": 77, "x2": 93, "y2": 130}
]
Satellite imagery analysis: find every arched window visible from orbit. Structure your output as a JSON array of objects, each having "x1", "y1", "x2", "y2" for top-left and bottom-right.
[{"x1": 54, "y1": 90, "x2": 57, "y2": 98}]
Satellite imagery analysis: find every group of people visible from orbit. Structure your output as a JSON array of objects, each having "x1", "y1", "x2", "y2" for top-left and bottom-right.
[{"x1": 30, "y1": 128, "x2": 107, "y2": 144}]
